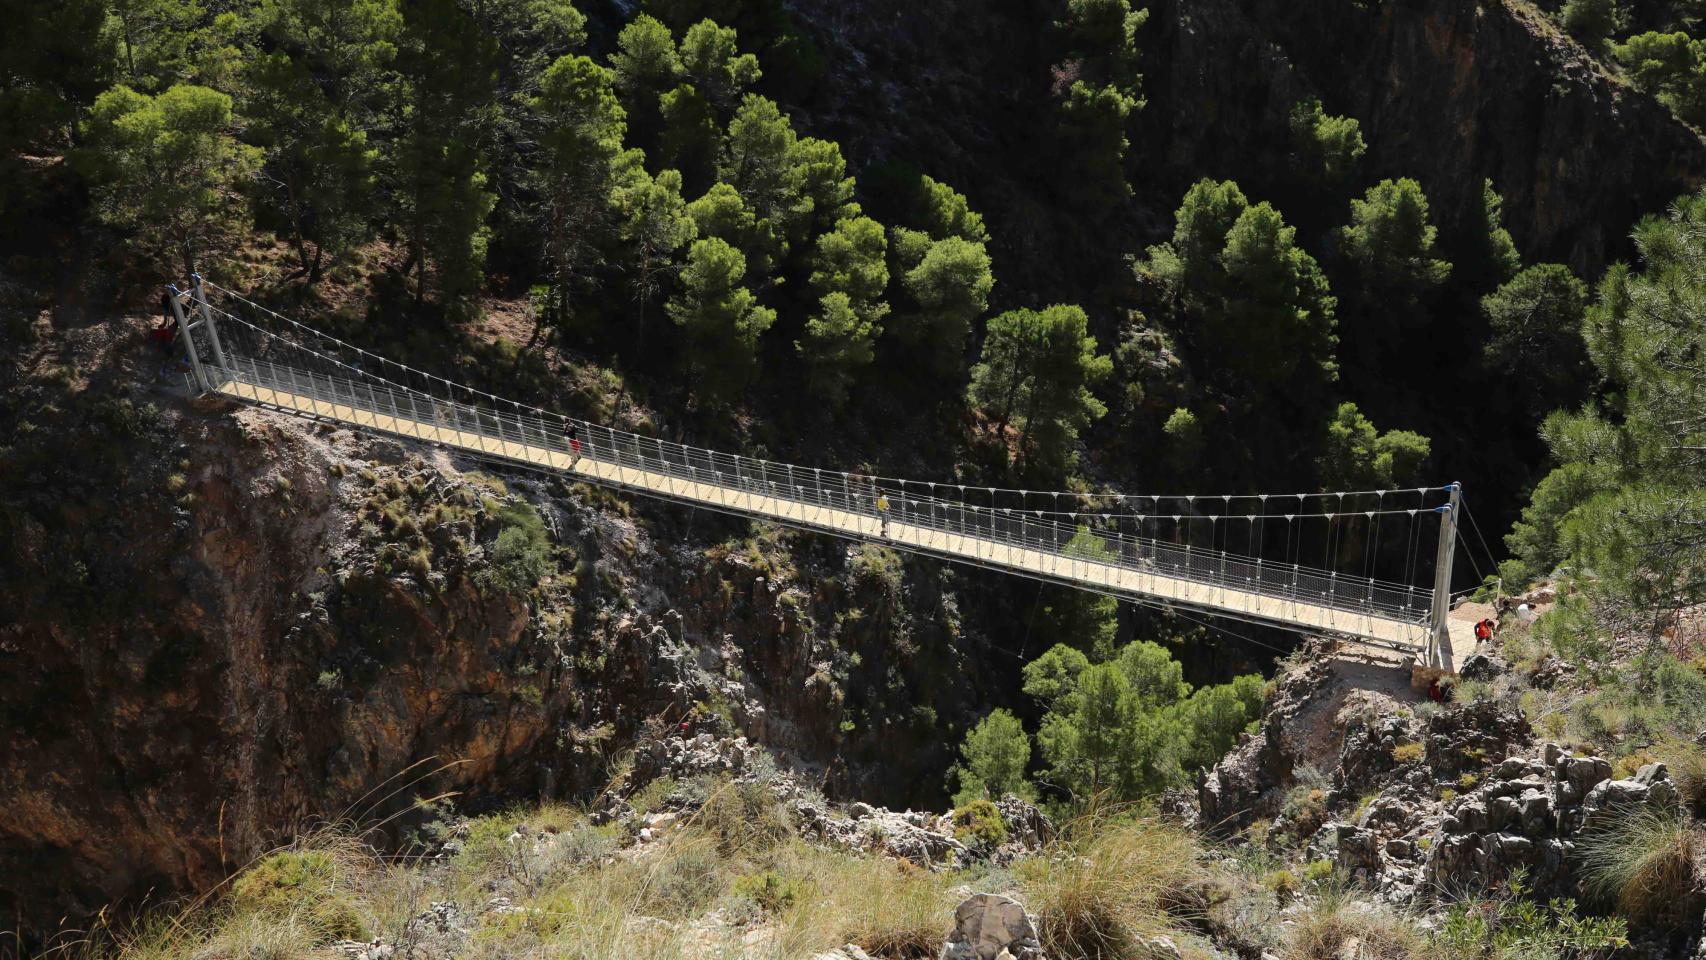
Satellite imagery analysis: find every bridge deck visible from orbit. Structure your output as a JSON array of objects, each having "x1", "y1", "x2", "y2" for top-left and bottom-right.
[{"x1": 214, "y1": 377, "x2": 1431, "y2": 651}]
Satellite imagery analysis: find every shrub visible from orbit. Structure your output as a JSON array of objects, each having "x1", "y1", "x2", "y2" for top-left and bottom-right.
[
  {"x1": 849, "y1": 543, "x2": 904, "y2": 594},
  {"x1": 481, "y1": 501, "x2": 555, "y2": 592},
  {"x1": 1303, "y1": 859, "x2": 1335, "y2": 884},
  {"x1": 1263, "y1": 869, "x2": 1299, "y2": 901},
  {"x1": 1391, "y1": 742, "x2": 1424, "y2": 764},
  {"x1": 628, "y1": 775, "x2": 678, "y2": 815},
  {"x1": 1431, "y1": 872, "x2": 1626, "y2": 956},
  {"x1": 230, "y1": 850, "x2": 367, "y2": 942},
  {"x1": 693, "y1": 777, "x2": 795, "y2": 855},
  {"x1": 1576, "y1": 805, "x2": 1703, "y2": 928},
  {"x1": 1655, "y1": 738, "x2": 1706, "y2": 817},
  {"x1": 951, "y1": 799, "x2": 1009, "y2": 848},
  {"x1": 732, "y1": 870, "x2": 802, "y2": 913},
  {"x1": 641, "y1": 839, "x2": 726, "y2": 919},
  {"x1": 1560, "y1": 0, "x2": 1625, "y2": 47}
]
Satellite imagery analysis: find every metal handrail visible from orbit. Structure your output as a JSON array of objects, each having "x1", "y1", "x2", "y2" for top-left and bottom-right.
[{"x1": 203, "y1": 346, "x2": 1433, "y2": 633}]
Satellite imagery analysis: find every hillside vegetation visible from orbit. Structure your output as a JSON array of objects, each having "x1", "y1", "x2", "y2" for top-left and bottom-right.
[{"x1": 7, "y1": 0, "x2": 1706, "y2": 956}]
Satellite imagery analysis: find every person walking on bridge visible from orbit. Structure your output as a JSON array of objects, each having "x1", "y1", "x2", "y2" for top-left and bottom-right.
[
  {"x1": 567, "y1": 424, "x2": 582, "y2": 466},
  {"x1": 877, "y1": 492, "x2": 890, "y2": 537}
]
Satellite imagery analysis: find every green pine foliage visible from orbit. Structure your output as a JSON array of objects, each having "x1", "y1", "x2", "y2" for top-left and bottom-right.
[
  {"x1": 1144, "y1": 179, "x2": 1337, "y2": 409},
  {"x1": 968, "y1": 304, "x2": 1112, "y2": 480},
  {"x1": 1614, "y1": 31, "x2": 1706, "y2": 125},
  {"x1": 667, "y1": 236, "x2": 776, "y2": 405},
  {"x1": 1020, "y1": 640, "x2": 1264, "y2": 806},
  {"x1": 951, "y1": 708, "x2": 1033, "y2": 804},
  {"x1": 80, "y1": 83, "x2": 261, "y2": 277},
  {"x1": 532, "y1": 52, "x2": 627, "y2": 324},
  {"x1": 1481, "y1": 263, "x2": 1591, "y2": 415},
  {"x1": 1317, "y1": 402, "x2": 1431, "y2": 489},
  {"x1": 1288, "y1": 98, "x2": 1365, "y2": 185},
  {"x1": 1563, "y1": 0, "x2": 1629, "y2": 48},
  {"x1": 1337, "y1": 177, "x2": 1452, "y2": 306},
  {"x1": 1504, "y1": 191, "x2": 1706, "y2": 636}
]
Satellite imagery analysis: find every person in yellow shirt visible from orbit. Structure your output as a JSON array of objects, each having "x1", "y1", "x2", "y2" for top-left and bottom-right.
[{"x1": 876, "y1": 492, "x2": 890, "y2": 537}]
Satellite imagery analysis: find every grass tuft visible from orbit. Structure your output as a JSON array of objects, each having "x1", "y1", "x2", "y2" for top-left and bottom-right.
[{"x1": 1575, "y1": 804, "x2": 1703, "y2": 927}]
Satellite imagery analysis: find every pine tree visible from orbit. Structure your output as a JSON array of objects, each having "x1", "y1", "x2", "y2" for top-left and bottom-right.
[
  {"x1": 667, "y1": 237, "x2": 776, "y2": 405},
  {"x1": 952, "y1": 709, "x2": 1033, "y2": 804},
  {"x1": 1481, "y1": 263, "x2": 1590, "y2": 415},
  {"x1": 1505, "y1": 191, "x2": 1706, "y2": 636},
  {"x1": 81, "y1": 84, "x2": 261, "y2": 277},
  {"x1": 968, "y1": 304, "x2": 1112, "y2": 479},
  {"x1": 610, "y1": 14, "x2": 679, "y2": 155},
  {"x1": 243, "y1": 0, "x2": 400, "y2": 280},
  {"x1": 532, "y1": 53, "x2": 627, "y2": 325},
  {"x1": 719, "y1": 94, "x2": 798, "y2": 240},
  {"x1": 0, "y1": 0, "x2": 114, "y2": 218},
  {"x1": 892, "y1": 234, "x2": 994, "y2": 378},
  {"x1": 1288, "y1": 98, "x2": 1365, "y2": 185},
  {"x1": 659, "y1": 18, "x2": 759, "y2": 192},
  {"x1": 394, "y1": 0, "x2": 499, "y2": 307},
  {"x1": 614, "y1": 166, "x2": 696, "y2": 350},
  {"x1": 1337, "y1": 178, "x2": 1452, "y2": 305},
  {"x1": 798, "y1": 215, "x2": 888, "y2": 405}
]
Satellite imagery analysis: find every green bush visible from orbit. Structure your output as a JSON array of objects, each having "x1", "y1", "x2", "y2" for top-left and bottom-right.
[
  {"x1": 1561, "y1": 0, "x2": 1625, "y2": 47},
  {"x1": 642, "y1": 840, "x2": 726, "y2": 919},
  {"x1": 230, "y1": 850, "x2": 367, "y2": 942},
  {"x1": 732, "y1": 869, "x2": 802, "y2": 913},
  {"x1": 1431, "y1": 872, "x2": 1626, "y2": 955},
  {"x1": 848, "y1": 543, "x2": 903, "y2": 594},
  {"x1": 950, "y1": 799, "x2": 1009, "y2": 848},
  {"x1": 481, "y1": 500, "x2": 554, "y2": 592}
]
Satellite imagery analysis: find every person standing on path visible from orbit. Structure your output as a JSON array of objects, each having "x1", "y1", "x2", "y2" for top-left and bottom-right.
[
  {"x1": 877, "y1": 492, "x2": 890, "y2": 537},
  {"x1": 567, "y1": 424, "x2": 582, "y2": 465}
]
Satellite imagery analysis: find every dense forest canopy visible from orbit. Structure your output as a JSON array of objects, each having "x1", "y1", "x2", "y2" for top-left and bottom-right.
[{"x1": 7, "y1": 0, "x2": 1706, "y2": 674}]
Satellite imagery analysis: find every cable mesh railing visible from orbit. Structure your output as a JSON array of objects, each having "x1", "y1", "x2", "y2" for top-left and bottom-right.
[{"x1": 178, "y1": 284, "x2": 1438, "y2": 642}]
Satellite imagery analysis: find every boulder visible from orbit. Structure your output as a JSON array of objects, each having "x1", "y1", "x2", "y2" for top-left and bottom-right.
[
  {"x1": 1459, "y1": 654, "x2": 1507, "y2": 681},
  {"x1": 938, "y1": 894, "x2": 1047, "y2": 960}
]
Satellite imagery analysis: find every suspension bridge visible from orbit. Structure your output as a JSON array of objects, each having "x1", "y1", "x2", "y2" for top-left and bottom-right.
[{"x1": 165, "y1": 277, "x2": 1476, "y2": 671}]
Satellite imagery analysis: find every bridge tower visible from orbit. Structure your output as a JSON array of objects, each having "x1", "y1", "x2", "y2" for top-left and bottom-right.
[{"x1": 1425, "y1": 482, "x2": 1461, "y2": 670}]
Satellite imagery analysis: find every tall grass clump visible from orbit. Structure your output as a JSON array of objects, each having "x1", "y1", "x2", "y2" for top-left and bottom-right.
[
  {"x1": 1284, "y1": 880, "x2": 1426, "y2": 959},
  {"x1": 1576, "y1": 805, "x2": 1703, "y2": 928},
  {"x1": 1016, "y1": 813, "x2": 1203, "y2": 959},
  {"x1": 1653, "y1": 738, "x2": 1706, "y2": 818}
]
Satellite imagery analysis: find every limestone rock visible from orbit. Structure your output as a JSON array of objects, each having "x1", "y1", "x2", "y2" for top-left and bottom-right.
[{"x1": 938, "y1": 894, "x2": 1046, "y2": 960}]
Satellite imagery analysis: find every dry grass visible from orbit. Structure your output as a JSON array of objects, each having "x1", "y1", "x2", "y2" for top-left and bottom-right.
[
  {"x1": 84, "y1": 793, "x2": 1247, "y2": 960},
  {"x1": 1576, "y1": 805, "x2": 1704, "y2": 928},
  {"x1": 1653, "y1": 738, "x2": 1706, "y2": 817},
  {"x1": 1283, "y1": 884, "x2": 1428, "y2": 960},
  {"x1": 1017, "y1": 814, "x2": 1203, "y2": 959}
]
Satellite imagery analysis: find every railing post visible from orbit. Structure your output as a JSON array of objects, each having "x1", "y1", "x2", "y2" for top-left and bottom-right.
[
  {"x1": 167, "y1": 285, "x2": 209, "y2": 393},
  {"x1": 1426, "y1": 483, "x2": 1462, "y2": 670},
  {"x1": 190, "y1": 273, "x2": 231, "y2": 380}
]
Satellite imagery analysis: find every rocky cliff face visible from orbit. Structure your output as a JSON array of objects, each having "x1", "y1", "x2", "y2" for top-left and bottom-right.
[
  {"x1": 785, "y1": 0, "x2": 1706, "y2": 293},
  {"x1": 0, "y1": 314, "x2": 1009, "y2": 933},
  {"x1": 1142, "y1": 0, "x2": 1706, "y2": 274}
]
